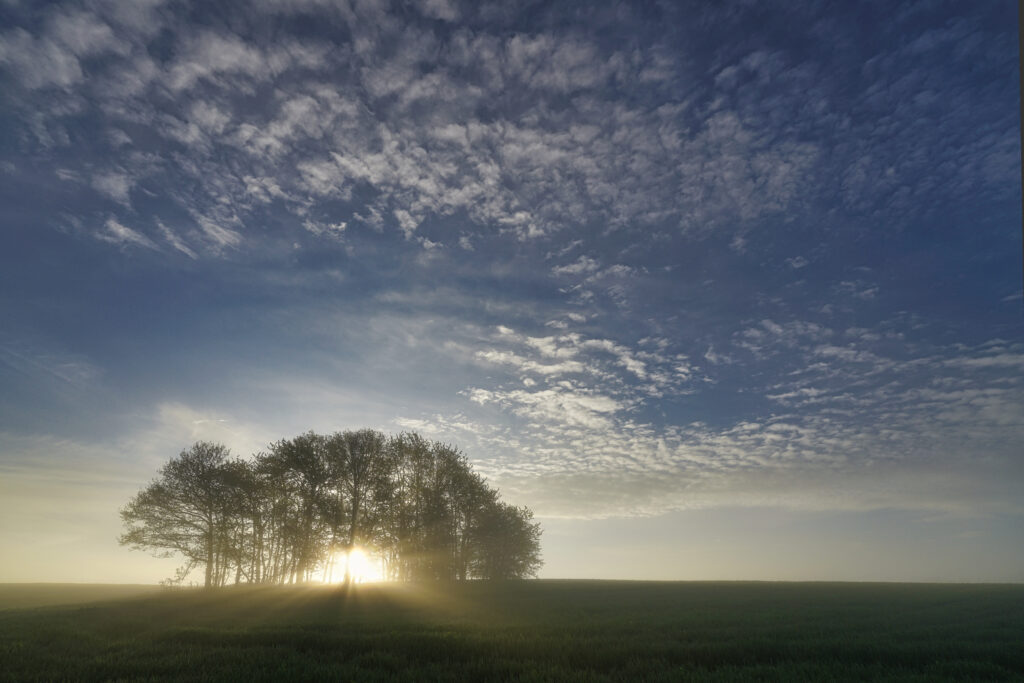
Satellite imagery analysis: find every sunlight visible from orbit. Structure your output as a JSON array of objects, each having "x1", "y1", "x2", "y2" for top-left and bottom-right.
[{"x1": 327, "y1": 547, "x2": 385, "y2": 584}]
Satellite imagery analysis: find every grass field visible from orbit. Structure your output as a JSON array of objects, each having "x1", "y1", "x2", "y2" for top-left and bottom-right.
[{"x1": 1, "y1": 581, "x2": 1022, "y2": 681}]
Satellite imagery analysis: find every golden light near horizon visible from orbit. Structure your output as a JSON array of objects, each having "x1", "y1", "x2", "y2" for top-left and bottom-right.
[{"x1": 325, "y1": 547, "x2": 386, "y2": 584}]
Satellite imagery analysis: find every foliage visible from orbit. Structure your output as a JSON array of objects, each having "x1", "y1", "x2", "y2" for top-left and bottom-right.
[
  {"x1": 118, "y1": 442, "x2": 232, "y2": 588},
  {"x1": 119, "y1": 431, "x2": 542, "y2": 586}
]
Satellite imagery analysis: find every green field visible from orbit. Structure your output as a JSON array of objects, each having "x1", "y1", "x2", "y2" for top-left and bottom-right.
[{"x1": 1, "y1": 581, "x2": 1022, "y2": 681}]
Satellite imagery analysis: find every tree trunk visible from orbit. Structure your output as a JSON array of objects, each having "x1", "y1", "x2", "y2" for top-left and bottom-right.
[
  {"x1": 204, "y1": 527, "x2": 214, "y2": 588},
  {"x1": 344, "y1": 494, "x2": 361, "y2": 585}
]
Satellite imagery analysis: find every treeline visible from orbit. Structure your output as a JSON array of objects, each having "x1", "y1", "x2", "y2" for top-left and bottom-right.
[{"x1": 119, "y1": 430, "x2": 542, "y2": 587}]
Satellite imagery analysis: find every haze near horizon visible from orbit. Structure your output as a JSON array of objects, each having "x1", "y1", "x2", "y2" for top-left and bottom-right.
[{"x1": 0, "y1": 0, "x2": 1021, "y2": 585}]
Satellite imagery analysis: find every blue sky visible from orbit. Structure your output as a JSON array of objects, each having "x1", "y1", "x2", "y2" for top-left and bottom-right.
[{"x1": 1, "y1": 0, "x2": 1021, "y2": 582}]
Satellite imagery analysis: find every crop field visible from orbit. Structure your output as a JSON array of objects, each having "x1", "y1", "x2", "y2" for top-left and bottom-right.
[{"x1": 1, "y1": 581, "x2": 1022, "y2": 681}]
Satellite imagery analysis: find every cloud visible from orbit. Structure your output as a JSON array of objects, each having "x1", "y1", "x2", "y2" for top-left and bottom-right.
[
  {"x1": 786, "y1": 256, "x2": 808, "y2": 269},
  {"x1": 4, "y1": 1, "x2": 1009, "y2": 264},
  {"x1": 838, "y1": 280, "x2": 879, "y2": 300},
  {"x1": 0, "y1": 7, "x2": 825, "y2": 251},
  {"x1": 0, "y1": 28, "x2": 84, "y2": 89},
  {"x1": 552, "y1": 256, "x2": 601, "y2": 277},
  {"x1": 166, "y1": 31, "x2": 270, "y2": 91},
  {"x1": 735, "y1": 319, "x2": 833, "y2": 358},
  {"x1": 156, "y1": 220, "x2": 197, "y2": 259},
  {"x1": 416, "y1": 0, "x2": 459, "y2": 22},
  {"x1": 475, "y1": 349, "x2": 586, "y2": 376},
  {"x1": 476, "y1": 327, "x2": 695, "y2": 397},
  {"x1": 0, "y1": 0, "x2": 1019, "y2": 528},
  {"x1": 0, "y1": 9, "x2": 126, "y2": 89},
  {"x1": 393, "y1": 209, "x2": 420, "y2": 239},
  {"x1": 703, "y1": 345, "x2": 731, "y2": 365},
  {"x1": 48, "y1": 9, "x2": 128, "y2": 57},
  {"x1": 303, "y1": 219, "x2": 347, "y2": 240},
  {"x1": 579, "y1": 338, "x2": 648, "y2": 379},
  {"x1": 98, "y1": 218, "x2": 158, "y2": 250},
  {"x1": 396, "y1": 317, "x2": 1024, "y2": 519},
  {"x1": 91, "y1": 172, "x2": 132, "y2": 205},
  {"x1": 0, "y1": 335, "x2": 101, "y2": 389},
  {"x1": 194, "y1": 216, "x2": 242, "y2": 249},
  {"x1": 468, "y1": 385, "x2": 622, "y2": 430},
  {"x1": 676, "y1": 110, "x2": 820, "y2": 231},
  {"x1": 943, "y1": 353, "x2": 1024, "y2": 370}
]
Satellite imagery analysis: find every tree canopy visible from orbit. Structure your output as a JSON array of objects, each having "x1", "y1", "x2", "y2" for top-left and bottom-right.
[{"x1": 120, "y1": 431, "x2": 542, "y2": 586}]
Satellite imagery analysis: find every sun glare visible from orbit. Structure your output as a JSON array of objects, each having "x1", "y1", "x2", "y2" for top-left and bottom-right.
[{"x1": 327, "y1": 547, "x2": 385, "y2": 584}]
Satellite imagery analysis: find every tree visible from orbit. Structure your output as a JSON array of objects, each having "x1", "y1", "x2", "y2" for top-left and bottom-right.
[
  {"x1": 119, "y1": 442, "x2": 232, "y2": 588},
  {"x1": 471, "y1": 503, "x2": 543, "y2": 580},
  {"x1": 260, "y1": 433, "x2": 332, "y2": 583},
  {"x1": 121, "y1": 431, "x2": 543, "y2": 586},
  {"x1": 216, "y1": 458, "x2": 265, "y2": 585},
  {"x1": 325, "y1": 429, "x2": 390, "y2": 583}
]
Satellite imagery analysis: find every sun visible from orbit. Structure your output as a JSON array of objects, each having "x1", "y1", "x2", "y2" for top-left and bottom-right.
[{"x1": 329, "y1": 546, "x2": 385, "y2": 584}]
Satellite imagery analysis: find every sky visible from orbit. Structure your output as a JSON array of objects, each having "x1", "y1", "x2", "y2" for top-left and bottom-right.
[{"x1": 0, "y1": 0, "x2": 1021, "y2": 583}]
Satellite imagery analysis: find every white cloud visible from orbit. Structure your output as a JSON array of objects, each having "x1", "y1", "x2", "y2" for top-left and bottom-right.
[
  {"x1": 381, "y1": 311, "x2": 1024, "y2": 519},
  {"x1": 195, "y1": 216, "x2": 243, "y2": 249},
  {"x1": 99, "y1": 218, "x2": 157, "y2": 249},
  {"x1": 48, "y1": 10, "x2": 127, "y2": 57},
  {"x1": 188, "y1": 100, "x2": 231, "y2": 134},
  {"x1": 243, "y1": 175, "x2": 287, "y2": 204},
  {"x1": 416, "y1": 0, "x2": 458, "y2": 22},
  {"x1": 580, "y1": 338, "x2": 648, "y2": 379},
  {"x1": 838, "y1": 280, "x2": 879, "y2": 300},
  {"x1": 167, "y1": 31, "x2": 268, "y2": 91},
  {"x1": 393, "y1": 209, "x2": 420, "y2": 239},
  {"x1": 1, "y1": 0, "x2": 1013, "y2": 262},
  {"x1": 475, "y1": 349, "x2": 585, "y2": 376},
  {"x1": 156, "y1": 220, "x2": 197, "y2": 259},
  {"x1": 524, "y1": 336, "x2": 579, "y2": 360},
  {"x1": 0, "y1": 9, "x2": 126, "y2": 90},
  {"x1": 92, "y1": 172, "x2": 132, "y2": 205},
  {"x1": 552, "y1": 256, "x2": 600, "y2": 276},
  {"x1": 703, "y1": 345, "x2": 732, "y2": 365},
  {"x1": 944, "y1": 353, "x2": 1024, "y2": 370},
  {"x1": 0, "y1": 29, "x2": 82, "y2": 89},
  {"x1": 468, "y1": 385, "x2": 622, "y2": 430},
  {"x1": 90, "y1": 19, "x2": 824, "y2": 246},
  {"x1": 303, "y1": 219, "x2": 347, "y2": 239}
]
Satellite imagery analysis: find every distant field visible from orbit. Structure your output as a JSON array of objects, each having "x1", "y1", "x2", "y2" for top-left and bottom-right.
[
  {"x1": 1, "y1": 581, "x2": 1022, "y2": 681},
  {"x1": 0, "y1": 583, "x2": 163, "y2": 610}
]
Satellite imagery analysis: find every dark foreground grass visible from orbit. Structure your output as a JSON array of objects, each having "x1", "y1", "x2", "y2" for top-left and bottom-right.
[{"x1": 1, "y1": 581, "x2": 1022, "y2": 681}]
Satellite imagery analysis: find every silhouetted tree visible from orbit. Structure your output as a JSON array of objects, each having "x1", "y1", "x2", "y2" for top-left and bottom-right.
[
  {"x1": 325, "y1": 429, "x2": 390, "y2": 583},
  {"x1": 471, "y1": 503, "x2": 543, "y2": 580},
  {"x1": 119, "y1": 442, "x2": 232, "y2": 588},
  {"x1": 120, "y1": 431, "x2": 542, "y2": 586}
]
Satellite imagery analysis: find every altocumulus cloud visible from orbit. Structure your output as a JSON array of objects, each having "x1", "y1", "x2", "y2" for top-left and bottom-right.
[{"x1": 0, "y1": 0, "x2": 1020, "y2": 531}]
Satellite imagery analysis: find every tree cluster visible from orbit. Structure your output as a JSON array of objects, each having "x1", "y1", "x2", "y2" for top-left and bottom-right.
[{"x1": 119, "y1": 431, "x2": 542, "y2": 587}]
